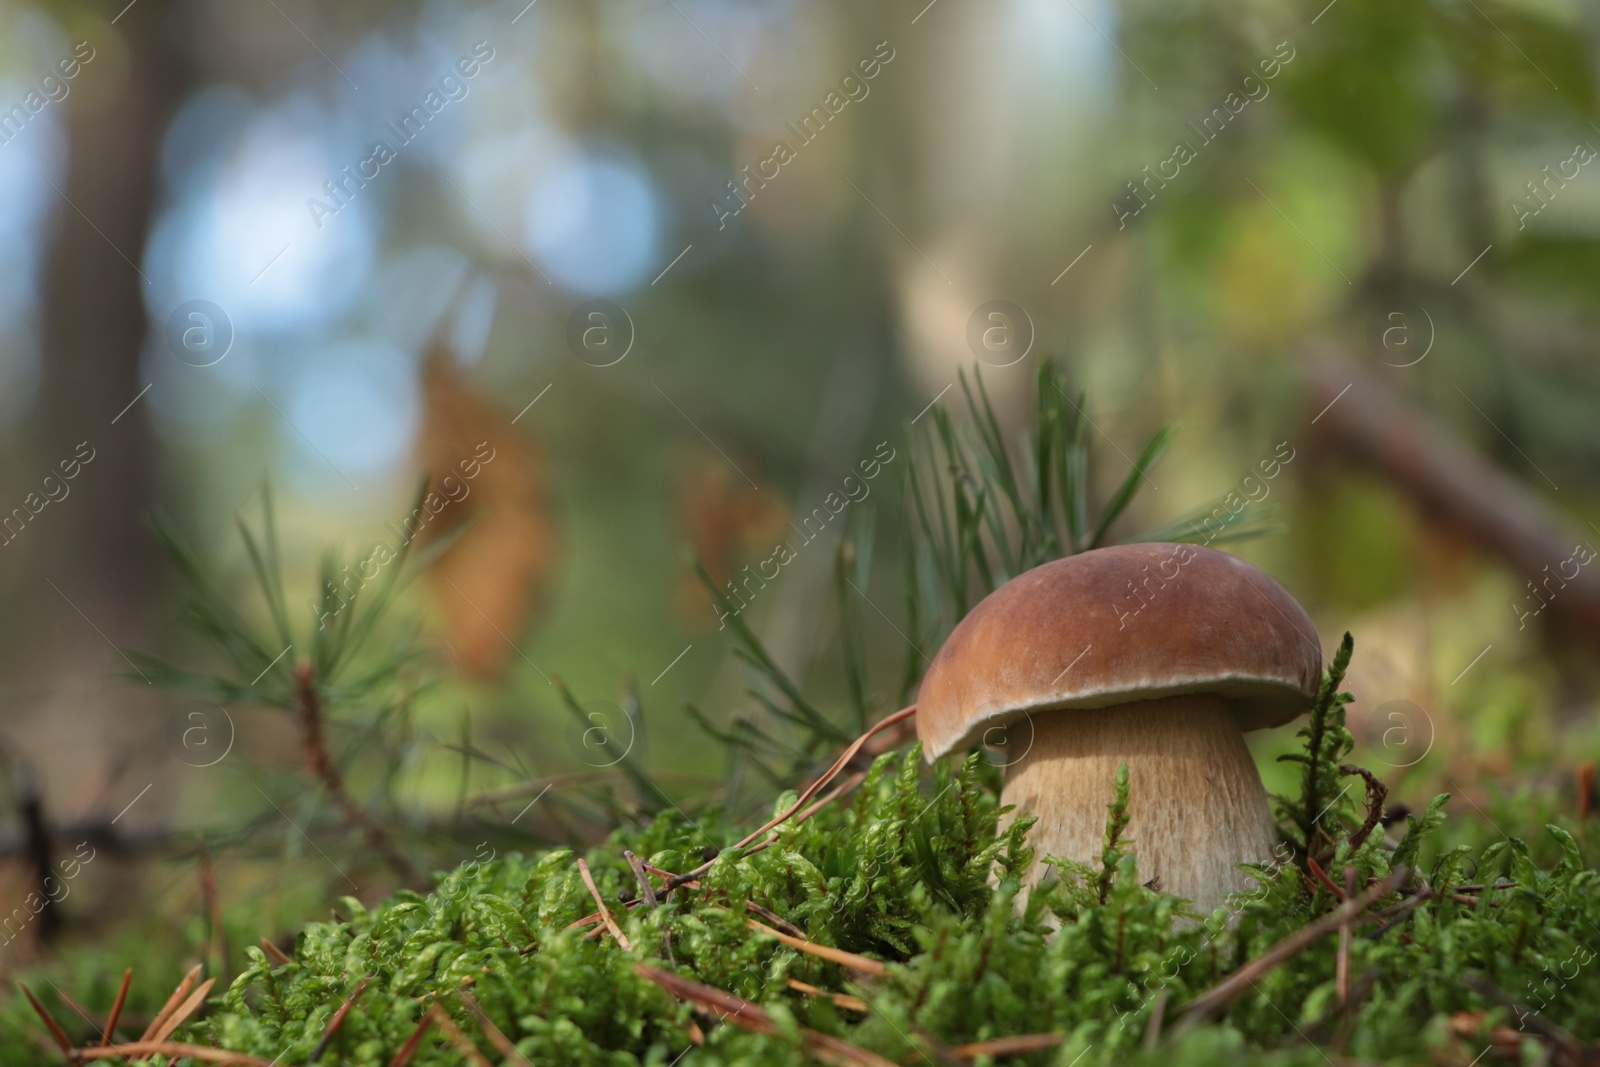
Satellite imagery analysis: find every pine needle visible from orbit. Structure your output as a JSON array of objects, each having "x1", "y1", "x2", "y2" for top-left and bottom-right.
[
  {"x1": 577, "y1": 857, "x2": 631, "y2": 950},
  {"x1": 141, "y1": 963, "x2": 203, "y2": 1042},
  {"x1": 101, "y1": 967, "x2": 133, "y2": 1046}
]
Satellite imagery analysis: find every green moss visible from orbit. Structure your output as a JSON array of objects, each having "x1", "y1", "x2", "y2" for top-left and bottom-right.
[{"x1": 160, "y1": 738, "x2": 1600, "y2": 1067}]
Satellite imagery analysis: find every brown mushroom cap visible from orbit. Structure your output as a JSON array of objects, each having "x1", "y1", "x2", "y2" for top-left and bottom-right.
[{"x1": 916, "y1": 543, "x2": 1322, "y2": 760}]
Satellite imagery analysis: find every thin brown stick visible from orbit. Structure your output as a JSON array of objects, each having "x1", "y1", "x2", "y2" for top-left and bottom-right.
[
  {"x1": 1177, "y1": 867, "x2": 1410, "y2": 1022},
  {"x1": 18, "y1": 983, "x2": 72, "y2": 1051},
  {"x1": 577, "y1": 858, "x2": 632, "y2": 951},
  {"x1": 295, "y1": 661, "x2": 423, "y2": 889},
  {"x1": 309, "y1": 974, "x2": 373, "y2": 1062},
  {"x1": 746, "y1": 918, "x2": 887, "y2": 976},
  {"x1": 432, "y1": 1005, "x2": 493, "y2": 1066},
  {"x1": 1143, "y1": 990, "x2": 1170, "y2": 1051},
  {"x1": 662, "y1": 706, "x2": 917, "y2": 895},
  {"x1": 948, "y1": 1033, "x2": 1066, "y2": 1058},
  {"x1": 151, "y1": 977, "x2": 215, "y2": 1044},
  {"x1": 141, "y1": 963, "x2": 202, "y2": 1042},
  {"x1": 200, "y1": 845, "x2": 232, "y2": 987},
  {"x1": 787, "y1": 979, "x2": 868, "y2": 1012},
  {"x1": 101, "y1": 967, "x2": 133, "y2": 1046},
  {"x1": 645, "y1": 863, "x2": 698, "y2": 891},
  {"x1": 634, "y1": 964, "x2": 898, "y2": 1067},
  {"x1": 737, "y1": 705, "x2": 917, "y2": 851},
  {"x1": 795, "y1": 770, "x2": 869, "y2": 825},
  {"x1": 623, "y1": 850, "x2": 658, "y2": 907},
  {"x1": 1461, "y1": 973, "x2": 1583, "y2": 1059},
  {"x1": 1306, "y1": 357, "x2": 1600, "y2": 646},
  {"x1": 1305, "y1": 855, "x2": 1346, "y2": 900},
  {"x1": 260, "y1": 937, "x2": 292, "y2": 967},
  {"x1": 457, "y1": 990, "x2": 532, "y2": 1067},
  {"x1": 1340, "y1": 764, "x2": 1389, "y2": 853},
  {"x1": 52, "y1": 986, "x2": 105, "y2": 1043},
  {"x1": 747, "y1": 901, "x2": 806, "y2": 939},
  {"x1": 387, "y1": 1003, "x2": 439, "y2": 1067},
  {"x1": 1337, "y1": 865, "x2": 1355, "y2": 1013},
  {"x1": 77, "y1": 1041, "x2": 277, "y2": 1065},
  {"x1": 1365, "y1": 883, "x2": 1434, "y2": 932}
]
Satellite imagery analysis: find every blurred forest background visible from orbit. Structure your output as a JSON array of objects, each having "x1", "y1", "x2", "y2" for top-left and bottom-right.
[{"x1": 1, "y1": 0, "x2": 1599, "y2": 991}]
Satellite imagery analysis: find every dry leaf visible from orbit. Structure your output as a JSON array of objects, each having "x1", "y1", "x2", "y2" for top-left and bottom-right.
[
  {"x1": 415, "y1": 343, "x2": 556, "y2": 680},
  {"x1": 673, "y1": 451, "x2": 786, "y2": 626}
]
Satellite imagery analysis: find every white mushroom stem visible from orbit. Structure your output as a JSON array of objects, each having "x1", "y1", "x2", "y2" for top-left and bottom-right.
[{"x1": 998, "y1": 693, "x2": 1279, "y2": 915}]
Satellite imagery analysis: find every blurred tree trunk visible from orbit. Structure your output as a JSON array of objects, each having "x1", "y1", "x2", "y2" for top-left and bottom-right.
[
  {"x1": 29, "y1": 0, "x2": 186, "y2": 653},
  {"x1": 0, "y1": 1, "x2": 191, "y2": 881}
]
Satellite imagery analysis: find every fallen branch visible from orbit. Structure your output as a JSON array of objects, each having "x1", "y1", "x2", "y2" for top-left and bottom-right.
[{"x1": 1306, "y1": 357, "x2": 1600, "y2": 647}]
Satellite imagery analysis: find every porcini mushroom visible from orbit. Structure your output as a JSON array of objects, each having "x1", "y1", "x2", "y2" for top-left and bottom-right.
[{"x1": 917, "y1": 543, "x2": 1321, "y2": 914}]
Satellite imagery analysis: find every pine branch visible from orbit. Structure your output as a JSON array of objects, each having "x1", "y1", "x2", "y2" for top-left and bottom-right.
[{"x1": 295, "y1": 661, "x2": 422, "y2": 889}]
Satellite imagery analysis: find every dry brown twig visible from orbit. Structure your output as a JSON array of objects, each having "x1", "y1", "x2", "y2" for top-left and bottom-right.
[
  {"x1": 76, "y1": 1041, "x2": 277, "y2": 1065},
  {"x1": 199, "y1": 844, "x2": 231, "y2": 986},
  {"x1": 567, "y1": 706, "x2": 917, "y2": 941},
  {"x1": 1338, "y1": 865, "x2": 1356, "y2": 1014},
  {"x1": 658, "y1": 705, "x2": 917, "y2": 896},
  {"x1": 387, "y1": 1003, "x2": 440, "y2": 1067},
  {"x1": 1306, "y1": 856, "x2": 1346, "y2": 900},
  {"x1": 949, "y1": 1033, "x2": 1066, "y2": 1059},
  {"x1": 745, "y1": 918, "x2": 888, "y2": 977},
  {"x1": 1176, "y1": 867, "x2": 1411, "y2": 1024},
  {"x1": 457, "y1": 989, "x2": 533, "y2": 1067},
  {"x1": 746, "y1": 901, "x2": 806, "y2": 939},
  {"x1": 577, "y1": 857, "x2": 632, "y2": 950},
  {"x1": 787, "y1": 979, "x2": 869, "y2": 1012},
  {"x1": 140, "y1": 963, "x2": 202, "y2": 1042},
  {"x1": 431, "y1": 1005, "x2": 494, "y2": 1067},
  {"x1": 18, "y1": 983, "x2": 72, "y2": 1052},
  {"x1": 308, "y1": 974, "x2": 373, "y2": 1063},
  {"x1": 150, "y1": 977, "x2": 216, "y2": 1045},
  {"x1": 295, "y1": 661, "x2": 424, "y2": 889},
  {"x1": 623, "y1": 849, "x2": 659, "y2": 906},
  {"x1": 634, "y1": 963, "x2": 898, "y2": 1067},
  {"x1": 1460, "y1": 972, "x2": 1588, "y2": 1064},
  {"x1": 260, "y1": 937, "x2": 293, "y2": 966},
  {"x1": 1340, "y1": 764, "x2": 1389, "y2": 853},
  {"x1": 102, "y1": 967, "x2": 133, "y2": 1046}
]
